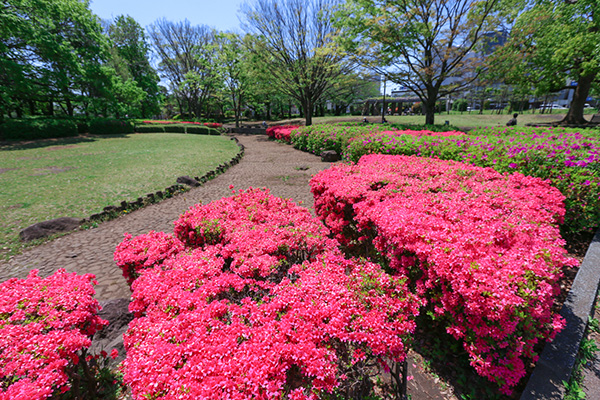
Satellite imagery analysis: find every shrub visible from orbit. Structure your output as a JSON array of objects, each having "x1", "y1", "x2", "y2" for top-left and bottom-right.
[
  {"x1": 134, "y1": 124, "x2": 165, "y2": 133},
  {"x1": 265, "y1": 125, "x2": 300, "y2": 143},
  {"x1": 310, "y1": 154, "x2": 577, "y2": 394},
  {"x1": 88, "y1": 118, "x2": 134, "y2": 135},
  {"x1": 0, "y1": 119, "x2": 78, "y2": 141},
  {"x1": 117, "y1": 188, "x2": 419, "y2": 399},
  {"x1": 291, "y1": 123, "x2": 600, "y2": 236},
  {"x1": 165, "y1": 124, "x2": 186, "y2": 133},
  {"x1": 0, "y1": 269, "x2": 107, "y2": 399},
  {"x1": 185, "y1": 125, "x2": 210, "y2": 135},
  {"x1": 114, "y1": 231, "x2": 185, "y2": 287}
]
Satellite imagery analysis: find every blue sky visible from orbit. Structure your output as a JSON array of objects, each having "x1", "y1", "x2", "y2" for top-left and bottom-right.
[{"x1": 89, "y1": 0, "x2": 246, "y2": 32}]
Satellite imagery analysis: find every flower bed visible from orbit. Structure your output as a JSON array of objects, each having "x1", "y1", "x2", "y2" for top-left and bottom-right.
[
  {"x1": 346, "y1": 126, "x2": 600, "y2": 235},
  {"x1": 287, "y1": 123, "x2": 600, "y2": 236},
  {"x1": 0, "y1": 270, "x2": 107, "y2": 399},
  {"x1": 117, "y1": 188, "x2": 419, "y2": 399},
  {"x1": 310, "y1": 154, "x2": 577, "y2": 394},
  {"x1": 289, "y1": 123, "x2": 463, "y2": 156},
  {"x1": 265, "y1": 125, "x2": 300, "y2": 142}
]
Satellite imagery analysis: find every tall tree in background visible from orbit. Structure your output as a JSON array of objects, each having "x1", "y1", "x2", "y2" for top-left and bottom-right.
[
  {"x1": 490, "y1": 0, "x2": 600, "y2": 124},
  {"x1": 0, "y1": 0, "x2": 108, "y2": 118},
  {"x1": 214, "y1": 33, "x2": 253, "y2": 127},
  {"x1": 336, "y1": 0, "x2": 500, "y2": 125},
  {"x1": 107, "y1": 15, "x2": 161, "y2": 117},
  {"x1": 242, "y1": 0, "x2": 350, "y2": 126},
  {"x1": 148, "y1": 19, "x2": 219, "y2": 118}
]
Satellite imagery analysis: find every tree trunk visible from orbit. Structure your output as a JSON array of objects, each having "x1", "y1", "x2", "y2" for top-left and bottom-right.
[
  {"x1": 303, "y1": 99, "x2": 313, "y2": 126},
  {"x1": 423, "y1": 99, "x2": 436, "y2": 125},
  {"x1": 28, "y1": 100, "x2": 36, "y2": 115},
  {"x1": 66, "y1": 98, "x2": 73, "y2": 117},
  {"x1": 562, "y1": 73, "x2": 595, "y2": 125}
]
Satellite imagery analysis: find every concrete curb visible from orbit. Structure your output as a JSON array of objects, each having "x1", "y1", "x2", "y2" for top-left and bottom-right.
[{"x1": 520, "y1": 228, "x2": 600, "y2": 399}]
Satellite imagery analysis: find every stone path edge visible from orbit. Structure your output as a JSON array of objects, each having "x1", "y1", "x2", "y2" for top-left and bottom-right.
[
  {"x1": 84, "y1": 136, "x2": 245, "y2": 224},
  {"x1": 520, "y1": 227, "x2": 600, "y2": 399},
  {"x1": 22, "y1": 135, "x2": 245, "y2": 240}
]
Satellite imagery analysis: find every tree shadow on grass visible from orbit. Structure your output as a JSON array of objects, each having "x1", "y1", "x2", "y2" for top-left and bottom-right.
[{"x1": 0, "y1": 134, "x2": 131, "y2": 152}]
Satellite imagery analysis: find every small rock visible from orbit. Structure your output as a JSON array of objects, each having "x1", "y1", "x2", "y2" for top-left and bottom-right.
[
  {"x1": 176, "y1": 176, "x2": 201, "y2": 187},
  {"x1": 296, "y1": 165, "x2": 309, "y2": 171},
  {"x1": 321, "y1": 150, "x2": 340, "y2": 162},
  {"x1": 90, "y1": 298, "x2": 133, "y2": 368},
  {"x1": 19, "y1": 217, "x2": 82, "y2": 242}
]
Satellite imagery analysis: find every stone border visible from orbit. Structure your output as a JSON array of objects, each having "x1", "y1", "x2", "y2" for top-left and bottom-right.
[
  {"x1": 84, "y1": 136, "x2": 245, "y2": 223},
  {"x1": 19, "y1": 136, "x2": 245, "y2": 240},
  {"x1": 520, "y1": 227, "x2": 600, "y2": 399}
]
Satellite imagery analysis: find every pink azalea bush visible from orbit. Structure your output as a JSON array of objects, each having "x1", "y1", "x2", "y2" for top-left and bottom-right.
[
  {"x1": 117, "y1": 188, "x2": 419, "y2": 399},
  {"x1": 0, "y1": 270, "x2": 107, "y2": 400},
  {"x1": 310, "y1": 154, "x2": 577, "y2": 394},
  {"x1": 114, "y1": 230, "x2": 185, "y2": 287},
  {"x1": 266, "y1": 125, "x2": 301, "y2": 142}
]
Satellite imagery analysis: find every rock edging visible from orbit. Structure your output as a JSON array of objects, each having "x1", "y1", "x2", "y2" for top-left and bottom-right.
[{"x1": 19, "y1": 136, "x2": 245, "y2": 241}]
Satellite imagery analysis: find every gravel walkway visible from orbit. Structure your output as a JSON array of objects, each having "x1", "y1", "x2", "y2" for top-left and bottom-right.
[{"x1": 0, "y1": 134, "x2": 332, "y2": 300}]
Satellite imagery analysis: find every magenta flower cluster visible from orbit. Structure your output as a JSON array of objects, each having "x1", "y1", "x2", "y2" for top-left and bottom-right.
[
  {"x1": 116, "y1": 188, "x2": 419, "y2": 399},
  {"x1": 265, "y1": 125, "x2": 301, "y2": 142},
  {"x1": 310, "y1": 154, "x2": 577, "y2": 394},
  {"x1": 0, "y1": 270, "x2": 107, "y2": 399}
]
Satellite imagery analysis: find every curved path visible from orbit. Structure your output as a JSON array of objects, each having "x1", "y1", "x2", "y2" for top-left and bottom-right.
[{"x1": 0, "y1": 134, "x2": 332, "y2": 301}]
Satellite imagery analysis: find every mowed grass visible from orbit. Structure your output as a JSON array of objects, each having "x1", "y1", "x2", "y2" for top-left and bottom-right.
[
  {"x1": 0, "y1": 133, "x2": 239, "y2": 259},
  {"x1": 314, "y1": 108, "x2": 598, "y2": 129}
]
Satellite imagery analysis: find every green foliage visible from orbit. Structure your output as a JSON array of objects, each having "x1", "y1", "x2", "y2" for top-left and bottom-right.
[
  {"x1": 453, "y1": 99, "x2": 469, "y2": 112},
  {"x1": 106, "y1": 15, "x2": 161, "y2": 118},
  {"x1": 89, "y1": 118, "x2": 134, "y2": 135},
  {"x1": 186, "y1": 125, "x2": 216, "y2": 135},
  {"x1": 488, "y1": 0, "x2": 600, "y2": 124},
  {"x1": 0, "y1": 119, "x2": 78, "y2": 141},
  {"x1": 335, "y1": 0, "x2": 501, "y2": 124},
  {"x1": 134, "y1": 125, "x2": 165, "y2": 133},
  {"x1": 0, "y1": 0, "x2": 110, "y2": 118}
]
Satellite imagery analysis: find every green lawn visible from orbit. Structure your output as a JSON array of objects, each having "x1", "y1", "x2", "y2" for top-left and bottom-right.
[
  {"x1": 314, "y1": 108, "x2": 598, "y2": 129},
  {"x1": 0, "y1": 133, "x2": 239, "y2": 259}
]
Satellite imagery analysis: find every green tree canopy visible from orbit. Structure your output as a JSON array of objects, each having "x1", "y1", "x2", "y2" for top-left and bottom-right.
[
  {"x1": 241, "y1": 0, "x2": 351, "y2": 126},
  {"x1": 489, "y1": 0, "x2": 600, "y2": 124},
  {"x1": 0, "y1": 0, "x2": 109, "y2": 118},
  {"x1": 335, "y1": 0, "x2": 501, "y2": 125},
  {"x1": 106, "y1": 15, "x2": 161, "y2": 118}
]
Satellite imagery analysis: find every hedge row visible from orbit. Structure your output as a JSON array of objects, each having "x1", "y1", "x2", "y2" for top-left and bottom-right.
[
  {"x1": 0, "y1": 119, "x2": 221, "y2": 141},
  {"x1": 0, "y1": 119, "x2": 78, "y2": 141},
  {"x1": 133, "y1": 124, "x2": 220, "y2": 135}
]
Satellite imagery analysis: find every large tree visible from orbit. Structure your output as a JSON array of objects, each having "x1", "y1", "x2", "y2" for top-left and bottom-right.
[
  {"x1": 107, "y1": 15, "x2": 161, "y2": 118},
  {"x1": 0, "y1": 0, "x2": 109, "y2": 118},
  {"x1": 336, "y1": 0, "x2": 501, "y2": 125},
  {"x1": 213, "y1": 33, "x2": 254, "y2": 127},
  {"x1": 489, "y1": 0, "x2": 600, "y2": 124},
  {"x1": 148, "y1": 19, "x2": 219, "y2": 118},
  {"x1": 241, "y1": 0, "x2": 350, "y2": 126}
]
